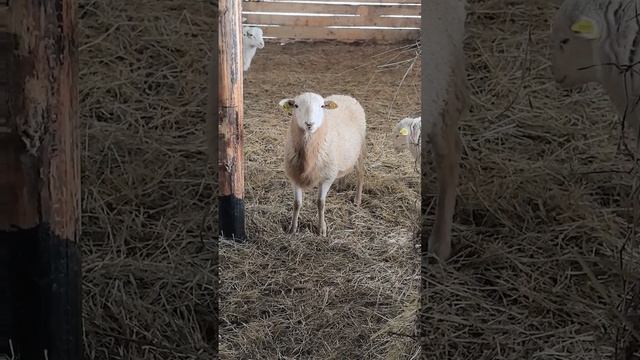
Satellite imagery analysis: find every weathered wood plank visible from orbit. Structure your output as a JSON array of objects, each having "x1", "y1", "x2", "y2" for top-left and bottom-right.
[
  {"x1": 0, "y1": 0, "x2": 82, "y2": 358},
  {"x1": 218, "y1": 0, "x2": 246, "y2": 240},
  {"x1": 244, "y1": 13, "x2": 420, "y2": 27},
  {"x1": 244, "y1": 0, "x2": 419, "y2": 3},
  {"x1": 262, "y1": 25, "x2": 419, "y2": 43},
  {"x1": 242, "y1": 2, "x2": 420, "y2": 17},
  {"x1": 0, "y1": 7, "x2": 8, "y2": 31}
]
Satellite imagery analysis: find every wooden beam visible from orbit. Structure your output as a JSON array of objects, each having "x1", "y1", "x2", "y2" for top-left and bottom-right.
[
  {"x1": 244, "y1": 0, "x2": 420, "y2": 4},
  {"x1": 244, "y1": 14, "x2": 420, "y2": 28},
  {"x1": 218, "y1": 0, "x2": 246, "y2": 240},
  {"x1": 242, "y1": 2, "x2": 420, "y2": 16},
  {"x1": 262, "y1": 26, "x2": 420, "y2": 43},
  {"x1": 0, "y1": 0, "x2": 82, "y2": 358}
]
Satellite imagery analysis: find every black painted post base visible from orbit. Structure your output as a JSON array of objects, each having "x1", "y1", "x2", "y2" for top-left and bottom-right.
[
  {"x1": 218, "y1": 195, "x2": 246, "y2": 241},
  {"x1": 0, "y1": 225, "x2": 82, "y2": 360}
]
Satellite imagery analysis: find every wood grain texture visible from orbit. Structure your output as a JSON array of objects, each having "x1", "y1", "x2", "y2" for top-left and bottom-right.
[
  {"x1": 0, "y1": 32, "x2": 40, "y2": 230},
  {"x1": 242, "y1": 2, "x2": 420, "y2": 16},
  {"x1": 245, "y1": 0, "x2": 419, "y2": 3},
  {"x1": 263, "y1": 26, "x2": 419, "y2": 42},
  {"x1": 218, "y1": 0, "x2": 246, "y2": 239},
  {"x1": 0, "y1": 0, "x2": 80, "y2": 241},
  {"x1": 244, "y1": 13, "x2": 420, "y2": 27},
  {"x1": 219, "y1": 0, "x2": 244, "y2": 199},
  {"x1": 0, "y1": 2, "x2": 82, "y2": 359}
]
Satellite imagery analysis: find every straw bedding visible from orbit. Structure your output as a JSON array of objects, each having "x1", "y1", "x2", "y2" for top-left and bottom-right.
[
  {"x1": 79, "y1": 0, "x2": 420, "y2": 358},
  {"x1": 77, "y1": 0, "x2": 638, "y2": 358},
  {"x1": 420, "y1": 1, "x2": 640, "y2": 359}
]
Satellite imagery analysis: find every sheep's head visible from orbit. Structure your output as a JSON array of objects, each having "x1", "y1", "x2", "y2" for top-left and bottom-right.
[
  {"x1": 550, "y1": 0, "x2": 603, "y2": 88},
  {"x1": 279, "y1": 92, "x2": 338, "y2": 134},
  {"x1": 392, "y1": 117, "x2": 420, "y2": 153},
  {"x1": 243, "y1": 26, "x2": 264, "y2": 49}
]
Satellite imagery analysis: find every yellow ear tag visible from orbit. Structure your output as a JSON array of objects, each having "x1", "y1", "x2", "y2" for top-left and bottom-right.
[
  {"x1": 324, "y1": 101, "x2": 337, "y2": 110},
  {"x1": 571, "y1": 19, "x2": 594, "y2": 34},
  {"x1": 280, "y1": 100, "x2": 292, "y2": 114},
  {"x1": 399, "y1": 128, "x2": 409, "y2": 136}
]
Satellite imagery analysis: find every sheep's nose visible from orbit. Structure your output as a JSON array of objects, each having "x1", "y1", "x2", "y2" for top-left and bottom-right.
[{"x1": 305, "y1": 122, "x2": 312, "y2": 129}]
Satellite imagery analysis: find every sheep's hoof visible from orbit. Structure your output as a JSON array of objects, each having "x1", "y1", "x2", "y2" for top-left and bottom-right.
[
  {"x1": 287, "y1": 223, "x2": 298, "y2": 234},
  {"x1": 319, "y1": 221, "x2": 327, "y2": 237},
  {"x1": 428, "y1": 236, "x2": 451, "y2": 262}
]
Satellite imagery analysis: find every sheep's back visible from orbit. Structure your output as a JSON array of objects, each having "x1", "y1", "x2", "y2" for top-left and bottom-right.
[{"x1": 324, "y1": 95, "x2": 366, "y2": 175}]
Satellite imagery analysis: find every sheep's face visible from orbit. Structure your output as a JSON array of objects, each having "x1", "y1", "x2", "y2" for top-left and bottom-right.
[
  {"x1": 279, "y1": 93, "x2": 338, "y2": 134},
  {"x1": 392, "y1": 118, "x2": 420, "y2": 152},
  {"x1": 243, "y1": 26, "x2": 264, "y2": 49},
  {"x1": 550, "y1": 12, "x2": 601, "y2": 88}
]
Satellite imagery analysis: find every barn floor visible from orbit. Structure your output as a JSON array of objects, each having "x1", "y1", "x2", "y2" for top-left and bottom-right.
[
  {"x1": 219, "y1": 43, "x2": 423, "y2": 358},
  {"x1": 77, "y1": 0, "x2": 640, "y2": 359}
]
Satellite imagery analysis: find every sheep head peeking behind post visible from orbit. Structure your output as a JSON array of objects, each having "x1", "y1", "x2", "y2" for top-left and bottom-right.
[
  {"x1": 242, "y1": 26, "x2": 264, "y2": 72},
  {"x1": 279, "y1": 92, "x2": 367, "y2": 236}
]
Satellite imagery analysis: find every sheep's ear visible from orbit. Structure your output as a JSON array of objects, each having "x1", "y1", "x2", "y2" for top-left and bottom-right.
[
  {"x1": 398, "y1": 128, "x2": 409, "y2": 136},
  {"x1": 279, "y1": 98, "x2": 295, "y2": 114},
  {"x1": 409, "y1": 121, "x2": 420, "y2": 144},
  {"x1": 570, "y1": 17, "x2": 599, "y2": 39},
  {"x1": 323, "y1": 100, "x2": 338, "y2": 110}
]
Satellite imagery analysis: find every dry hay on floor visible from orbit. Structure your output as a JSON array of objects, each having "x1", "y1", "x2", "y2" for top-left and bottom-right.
[
  {"x1": 419, "y1": 0, "x2": 640, "y2": 359},
  {"x1": 80, "y1": 0, "x2": 219, "y2": 358},
  {"x1": 74, "y1": 0, "x2": 640, "y2": 357},
  {"x1": 218, "y1": 43, "x2": 423, "y2": 358},
  {"x1": 78, "y1": 0, "x2": 422, "y2": 358}
]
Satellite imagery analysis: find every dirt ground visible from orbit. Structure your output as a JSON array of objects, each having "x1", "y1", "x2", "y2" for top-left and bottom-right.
[{"x1": 77, "y1": 0, "x2": 640, "y2": 358}]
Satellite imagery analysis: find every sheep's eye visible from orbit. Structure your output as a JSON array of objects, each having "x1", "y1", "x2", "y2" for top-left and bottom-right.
[
  {"x1": 294, "y1": 104, "x2": 298, "y2": 108},
  {"x1": 560, "y1": 38, "x2": 569, "y2": 45}
]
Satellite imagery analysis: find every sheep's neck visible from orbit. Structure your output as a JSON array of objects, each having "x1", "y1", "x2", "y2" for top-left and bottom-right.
[{"x1": 290, "y1": 120, "x2": 328, "y2": 186}]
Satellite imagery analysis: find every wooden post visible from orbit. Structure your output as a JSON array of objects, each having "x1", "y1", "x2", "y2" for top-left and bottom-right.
[
  {"x1": 0, "y1": 1, "x2": 82, "y2": 359},
  {"x1": 217, "y1": 0, "x2": 246, "y2": 241}
]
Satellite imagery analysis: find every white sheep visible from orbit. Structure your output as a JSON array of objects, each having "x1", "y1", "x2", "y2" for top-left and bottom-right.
[
  {"x1": 550, "y1": 0, "x2": 640, "y2": 139},
  {"x1": 279, "y1": 92, "x2": 367, "y2": 236},
  {"x1": 392, "y1": 116, "x2": 422, "y2": 170},
  {"x1": 423, "y1": 0, "x2": 470, "y2": 260},
  {"x1": 242, "y1": 26, "x2": 264, "y2": 72}
]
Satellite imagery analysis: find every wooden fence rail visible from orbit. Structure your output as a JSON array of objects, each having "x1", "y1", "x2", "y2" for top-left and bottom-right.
[{"x1": 242, "y1": 0, "x2": 421, "y2": 43}]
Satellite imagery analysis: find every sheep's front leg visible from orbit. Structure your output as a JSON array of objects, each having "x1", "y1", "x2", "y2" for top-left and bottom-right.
[
  {"x1": 428, "y1": 121, "x2": 462, "y2": 261},
  {"x1": 317, "y1": 179, "x2": 334, "y2": 236},
  {"x1": 288, "y1": 186, "x2": 303, "y2": 234}
]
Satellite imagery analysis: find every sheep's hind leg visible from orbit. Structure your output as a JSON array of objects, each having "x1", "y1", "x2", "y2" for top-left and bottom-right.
[
  {"x1": 288, "y1": 186, "x2": 303, "y2": 234},
  {"x1": 354, "y1": 142, "x2": 367, "y2": 207},
  {"x1": 354, "y1": 145, "x2": 365, "y2": 207},
  {"x1": 317, "y1": 179, "x2": 334, "y2": 236}
]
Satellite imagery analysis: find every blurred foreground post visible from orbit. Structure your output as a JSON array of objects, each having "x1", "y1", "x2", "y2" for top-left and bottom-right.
[
  {"x1": 217, "y1": 0, "x2": 245, "y2": 241},
  {"x1": 0, "y1": 1, "x2": 82, "y2": 358}
]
